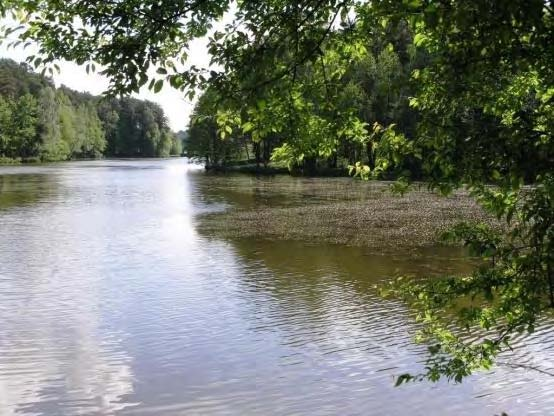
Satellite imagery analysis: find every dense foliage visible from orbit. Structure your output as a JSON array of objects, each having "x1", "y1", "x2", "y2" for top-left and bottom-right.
[
  {"x1": 0, "y1": 59, "x2": 181, "y2": 162},
  {"x1": 2, "y1": 0, "x2": 553, "y2": 384},
  {"x1": 185, "y1": 22, "x2": 424, "y2": 174}
]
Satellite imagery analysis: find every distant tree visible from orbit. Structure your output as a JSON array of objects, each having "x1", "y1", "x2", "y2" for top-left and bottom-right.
[
  {"x1": 7, "y1": 93, "x2": 38, "y2": 159},
  {"x1": 0, "y1": 59, "x2": 52, "y2": 97},
  {"x1": 0, "y1": 95, "x2": 13, "y2": 157},
  {"x1": 97, "y1": 98, "x2": 120, "y2": 155},
  {"x1": 169, "y1": 132, "x2": 183, "y2": 156},
  {"x1": 138, "y1": 102, "x2": 161, "y2": 156},
  {"x1": 77, "y1": 103, "x2": 106, "y2": 158},
  {"x1": 176, "y1": 130, "x2": 188, "y2": 154},
  {"x1": 57, "y1": 91, "x2": 76, "y2": 158},
  {"x1": 37, "y1": 86, "x2": 63, "y2": 160}
]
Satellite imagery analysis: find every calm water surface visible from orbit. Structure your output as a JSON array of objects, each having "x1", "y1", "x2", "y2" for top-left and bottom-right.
[{"x1": 0, "y1": 159, "x2": 553, "y2": 415}]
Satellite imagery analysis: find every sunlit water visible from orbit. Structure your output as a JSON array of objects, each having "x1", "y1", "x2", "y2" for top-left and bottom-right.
[{"x1": 0, "y1": 159, "x2": 553, "y2": 415}]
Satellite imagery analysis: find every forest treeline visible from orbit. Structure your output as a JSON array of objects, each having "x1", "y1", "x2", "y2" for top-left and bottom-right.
[
  {"x1": 184, "y1": 21, "x2": 423, "y2": 176},
  {"x1": 0, "y1": 59, "x2": 182, "y2": 162}
]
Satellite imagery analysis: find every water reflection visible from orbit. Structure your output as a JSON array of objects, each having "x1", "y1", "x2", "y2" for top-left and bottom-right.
[
  {"x1": 0, "y1": 173, "x2": 59, "y2": 210},
  {"x1": 0, "y1": 160, "x2": 553, "y2": 415}
]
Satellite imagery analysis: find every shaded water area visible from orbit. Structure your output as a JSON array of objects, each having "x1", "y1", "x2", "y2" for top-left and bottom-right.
[{"x1": 0, "y1": 159, "x2": 553, "y2": 415}]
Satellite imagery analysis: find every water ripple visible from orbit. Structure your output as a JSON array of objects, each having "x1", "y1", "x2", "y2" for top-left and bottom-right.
[{"x1": 0, "y1": 160, "x2": 553, "y2": 415}]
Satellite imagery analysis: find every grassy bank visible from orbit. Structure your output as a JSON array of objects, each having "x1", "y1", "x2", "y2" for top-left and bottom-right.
[{"x1": 196, "y1": 175, "x2": 498, "y2": 250}]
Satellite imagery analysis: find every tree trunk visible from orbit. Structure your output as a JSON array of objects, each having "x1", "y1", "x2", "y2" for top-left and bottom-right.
[
  {"x1": 254, "y1": 142, "x2": 261, "y2": 168},
  {"x1": 546, "y1": 259, "x2": 554, "y2": 308},
  {"x1": 244, "y1": 136, "x2": 250, "y2": 161},
  {"x1": 303, "y1": 156, "x2": 317, "y2": 176}
]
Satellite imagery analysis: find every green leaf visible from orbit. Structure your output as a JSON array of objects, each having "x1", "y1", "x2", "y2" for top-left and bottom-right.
[
  {"x1": 242, "y1": 121, "x2": 254, "y2": 133},
  {"x1": 153, "y1": 79, "x2": 163, "y2": 93},
  {"x1": 395, "y1": 373, "x2": 413, "y2": 386},
  {"x1": 414, "y1": 33, "x2": 426, "y2": 47}
]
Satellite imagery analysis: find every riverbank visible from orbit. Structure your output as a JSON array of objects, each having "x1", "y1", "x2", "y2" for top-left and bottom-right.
[
  {"x1": 0, "y1": 156, "x2": 100, "y2": 165},
  {"x1": 0, "y1": 156, "x2": 41, "y2": 165},
  {"x1": 204, "y1": 160, "x2": 350, "y2": 177},
  {"x1": 205, "y1": 162, "x2": 289, "y2": 175},
  {"x1": 196, "y1": 175, "x2": 497, "y2": 251},
  {"x1": 0, "y1": 155, "x2": 186, "y2": 166}
]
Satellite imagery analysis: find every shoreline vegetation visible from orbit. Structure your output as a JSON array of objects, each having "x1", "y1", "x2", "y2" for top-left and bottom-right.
[
  {"x1": 203, "y1": 159, "x2": 346, "y2": 176},
  {"x1": 0, "y1": 154, "x2": 184, "y2": 165}
]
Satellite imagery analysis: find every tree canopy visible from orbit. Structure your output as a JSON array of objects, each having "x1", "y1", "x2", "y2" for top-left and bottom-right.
[{"x1": 2, "y1": 0, "x2": 553, "y2": 384}]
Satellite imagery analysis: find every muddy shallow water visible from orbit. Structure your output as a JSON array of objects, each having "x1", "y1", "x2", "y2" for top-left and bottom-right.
[{"x1": 196, "y1": 173, "x2": 497, "y2": 249}]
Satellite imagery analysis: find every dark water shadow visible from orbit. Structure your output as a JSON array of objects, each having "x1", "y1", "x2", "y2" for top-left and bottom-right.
[{"x1": 0, "y1": 173, "x2": 59, "y2": 211}]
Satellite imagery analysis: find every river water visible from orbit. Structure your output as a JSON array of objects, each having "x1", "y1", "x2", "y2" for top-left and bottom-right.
[{"x1": 0, "y1": 159, "x2": 553, "y2": 415}]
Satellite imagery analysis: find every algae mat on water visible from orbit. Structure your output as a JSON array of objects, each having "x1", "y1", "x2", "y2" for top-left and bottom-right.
[{"x1": 195, "y1": 175, "x2": 497, "y2": 250}]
